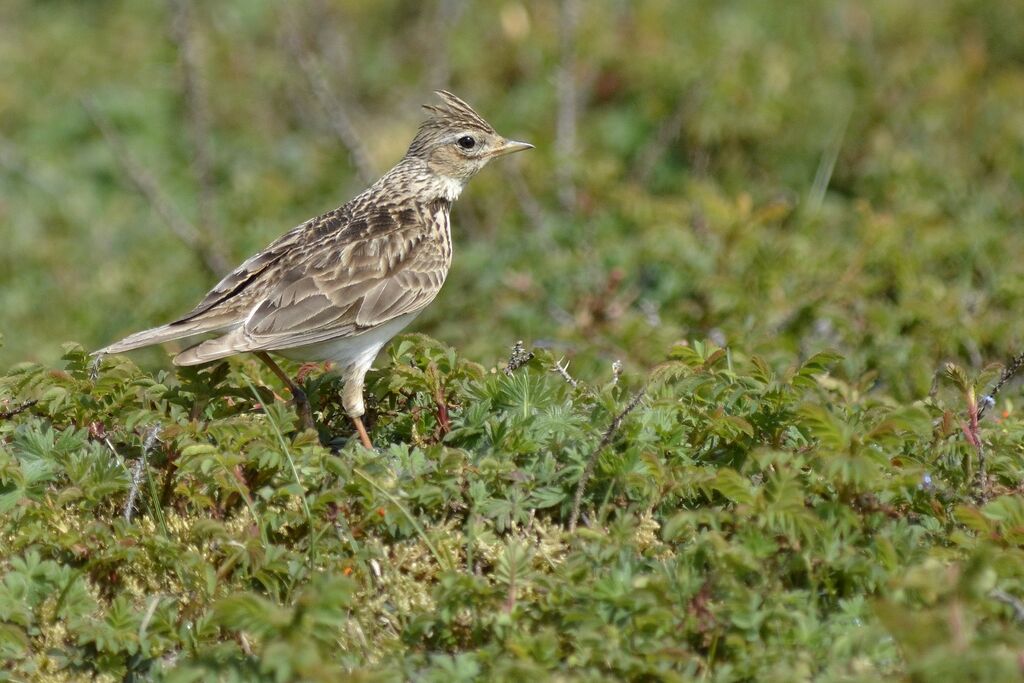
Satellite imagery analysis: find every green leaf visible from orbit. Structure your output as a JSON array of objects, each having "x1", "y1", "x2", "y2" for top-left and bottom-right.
[
  {"x1": 954, "y1": 505, "x2": 991, "y2": 534},
  {"x1": 714, "y1": 468, "x2": 755, "y2": 506},
  {"x1": 791, "y1": 350, "x2": 843, "y2": 388},
  {"x1": 796, "y1": 404, "x2": 849, "y2": 451}
]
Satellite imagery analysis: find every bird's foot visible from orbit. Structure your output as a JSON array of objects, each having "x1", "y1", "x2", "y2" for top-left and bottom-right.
[{"x1": 291, "y1": 385, "x2": 316, "y2": 432}]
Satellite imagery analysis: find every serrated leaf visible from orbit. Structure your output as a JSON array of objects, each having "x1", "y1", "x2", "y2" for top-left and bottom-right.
[
  {"x1": 181, "y1": 443, "x2": 219, "y2": 457},
  {"x1": 796, "y1": 404, "x2": 849, "y2": 451},
  {"x1": 954, "y1": 505, "x2": 992, "y2": 534},
  {"x1": 749, "y1": 355, "x2": 774, "y2": 384},
  {"x1": 942, "y1": 362, "x2": 971, "y2": 394},
  {"x1": 982, "y1": 496, "x2": 1024, "y2": 526},
  {"x1": 792, "y1": 350, "x2": 843, "y2": 388},
  {"x1": 714, "y1": 468, "x2": 755, "y2": 506},
  {"x1": 529, "y1": 486, "x2": 566, "y2": 509}
]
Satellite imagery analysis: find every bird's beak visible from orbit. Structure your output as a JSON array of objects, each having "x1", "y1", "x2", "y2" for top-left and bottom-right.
[{"x1": 491, "y1": 139, "x2": 534, "y2": 157}]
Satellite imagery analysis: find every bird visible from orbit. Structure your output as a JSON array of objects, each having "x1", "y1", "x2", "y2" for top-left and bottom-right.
[{"x1": 95, "y1": 90, "x2": 532, "y2": 449}]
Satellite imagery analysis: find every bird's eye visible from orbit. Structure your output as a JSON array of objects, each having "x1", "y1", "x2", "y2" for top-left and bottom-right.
[{"x1": 457, "y1": 135, "x2": 476, "y2": 150}]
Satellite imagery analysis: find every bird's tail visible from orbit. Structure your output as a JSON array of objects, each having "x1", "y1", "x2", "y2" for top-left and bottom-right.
[
  {"x1": 94, "y1": 321, "x2": 217, "y2": 357},
  {"x1": 170, "y1": 329, "x2": 250, "y2": 366}
]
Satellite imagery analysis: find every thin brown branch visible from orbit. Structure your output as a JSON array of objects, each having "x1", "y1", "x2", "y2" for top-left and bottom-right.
[
  {"x1": 568, "y1": 385, "x2": 647, "y2": 532},
  {"x1": 991, "y1": 589, "x2": 1024, "y2": 624},
  {"x1": 283, "y1": 23, "x2": 375, "y2": 185},
  {"x1": 0, "y1": 400, "x2": 37, "y2": 420},
  {"x1": 81, "y1": 98, "x2": 228, "y2": 278},
  {"x1": 168, "y1": 0, "x2": 218, "y2": 237},
  {"x1": 979, "y1": 350, "x2": 1024, "y2": 420},
  {"x1": 555, "y1": 0, "x2": 580, "y2": 212}
]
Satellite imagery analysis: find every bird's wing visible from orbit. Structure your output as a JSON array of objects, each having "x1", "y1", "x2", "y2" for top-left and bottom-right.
[
  {"x1": 171, "y1": 200, "x2": 450, "y2": 363},
  {"x1": 95, "y1": 236, "x2": 299, "y2": 355},
  {"x1": 170, "y1": 209, "x2": 349, "y2": 329},
  {"x1": 242, "y1": 224, "x2": 449, "y2": 348}
]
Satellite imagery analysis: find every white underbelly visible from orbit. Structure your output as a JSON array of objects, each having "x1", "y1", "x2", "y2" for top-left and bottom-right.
[{"x1": 277, "y1": 313, "x2": 418, "y2": 368}]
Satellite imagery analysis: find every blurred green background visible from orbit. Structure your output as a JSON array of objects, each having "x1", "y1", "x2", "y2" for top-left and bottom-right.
[{"x1": 2, "y1": 0, "x2": 1023, "y2": 400}]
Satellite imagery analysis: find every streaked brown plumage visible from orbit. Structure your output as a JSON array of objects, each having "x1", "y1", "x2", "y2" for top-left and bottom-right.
[{"x1": 96, "y1": 91, "x2": 532, "y2": 447}]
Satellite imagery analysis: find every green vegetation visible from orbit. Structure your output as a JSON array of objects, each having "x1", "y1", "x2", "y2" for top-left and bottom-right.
[
  {"x1": 3, "y1": 0, "x2": 1024, "y2": 680},
  {"x1": 3, "y1": 338, "x2": 1024, "y2": 681}
]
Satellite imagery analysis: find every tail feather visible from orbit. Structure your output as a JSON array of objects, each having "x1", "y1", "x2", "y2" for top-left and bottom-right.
[
  {"x1": 94, "y1": 321, "x2": 224, "y2": 356},
  {"x1": 172, "y1": 330, "x2": 248, "y2": 366}
]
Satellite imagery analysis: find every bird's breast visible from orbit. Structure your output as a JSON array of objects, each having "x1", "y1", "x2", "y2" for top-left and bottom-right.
[{"x1": 431, "y1": 204, "x2": 453, "y2": 269}]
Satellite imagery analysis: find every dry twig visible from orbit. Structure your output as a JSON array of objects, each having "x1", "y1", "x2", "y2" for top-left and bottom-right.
[
  {"x1": 960, "y1": 348, "x2": 1024, "y2": 496},
  {"x1": 552, "y1": 357, "x2": 579, "y2": 388},
  {"x1": 504, "y1": 340, "x2": 534, "y2": 376},
  {"x1": 555, "y1": 0, "x2": 580, "y2": 211},
  {"x1": 168, "y1": 0, "x2": 219, "y2": 240},
  {"x1": 978, "y1": 350, "x2": 1024, "y2": 421},
  {"x1": 124, "y1": 426, "x2": 163, "y2": 523},
  {"x1": 568, "y1": 385, "x2": 647, "y2": 532},
  {"x1": 0, "y1": 400, "x2": 37, "y2": 420},
  {"x1": 81, "y1": 98, "x2": 228, "y2": 277},
  {"x1": 991, "y1": 589, "x2": 1024, "y2": 624},
  {"x1": 124, "y1": 459, "x2": 145, "y2": 523},
  {"x1": 283, "y1": 22, "x2": 375, "y2": 185}
]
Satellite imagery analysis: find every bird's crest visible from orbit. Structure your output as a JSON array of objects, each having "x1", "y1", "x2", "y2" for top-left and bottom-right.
[
  {"x1": 421, "y1": 90, "x2": 497, "y2": 134},
  {"x1": 406, "y1": 91, "x2": 497, "y2": 157}
]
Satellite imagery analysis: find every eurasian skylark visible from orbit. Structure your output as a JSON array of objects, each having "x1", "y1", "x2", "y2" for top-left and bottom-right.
[{"x1": 96, "y1": 91, "x2": 532, "y2": 448}]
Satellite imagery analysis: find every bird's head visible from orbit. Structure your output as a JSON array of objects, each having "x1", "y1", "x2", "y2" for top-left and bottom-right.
[{"x1": 406, "y1": 91, "x2": 532, "y2": 187}]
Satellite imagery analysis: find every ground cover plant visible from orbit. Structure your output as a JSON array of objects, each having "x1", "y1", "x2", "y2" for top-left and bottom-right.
[
  {"x1": 3, "y1": 0, "x2": 1024, "y2": 680},
  {"x1": 2, "y1": 338, "x2": 1024, "y2": 681}
]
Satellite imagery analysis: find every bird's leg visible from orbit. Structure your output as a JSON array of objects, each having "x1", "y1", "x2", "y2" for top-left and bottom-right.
[
  {"x1": 342, "y1": 365, "x2": 374, "y2": 450},
  {"x1": 352, "y1": 416, "x2": 373, "y2": 450},
  {"x1": 255, "y1": 352, "x2": 315, "y2": 432}
]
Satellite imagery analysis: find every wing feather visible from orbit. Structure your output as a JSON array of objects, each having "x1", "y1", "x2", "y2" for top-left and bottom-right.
[
  {"x1": 103, "y1": 171, "x2": 452, "y2": 363},
  {"x1": 237, "y1": 254, "x2": 445, "y2": 349},
  {"x1": 225, "y1": 202, "x2": 450, "y2": 352}
]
